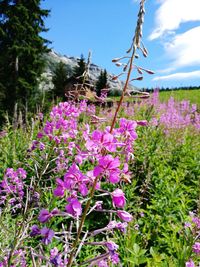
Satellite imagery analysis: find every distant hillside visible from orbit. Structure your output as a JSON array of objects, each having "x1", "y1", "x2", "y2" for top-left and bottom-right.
[{"x1": 40, "y1": 50, "x2": 139, "y2": 93}]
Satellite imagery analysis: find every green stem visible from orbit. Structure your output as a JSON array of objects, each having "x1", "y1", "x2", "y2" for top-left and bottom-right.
[{"x1": 67, "y1": 176, "x2": 99, "y2": 267}]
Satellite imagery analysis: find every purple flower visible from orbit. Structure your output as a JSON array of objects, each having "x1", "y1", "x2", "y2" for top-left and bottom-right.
[
  {"x1": 112, "y1": 189, "x2": 126, "y2": 208},
  {"x1": 111, "y1": 252, "x2": 120, "y2": 264},
  {"x1": 41, "y1": 227, "x2": 54, "y2": 245},
  {"x1": 30, "y1": 225, "x2": 41, "y2": 237},
  {"x1": 136, "y1": 120, "x2": 148, "y2": 126},
  {"x1": 65, "y1": 198, "x2": 82, "y2": 217},
  {"x1": 192, "y1": 216, "x2": 200, "y2": 229},
  {"x1": 185, "y1": 259, "x2": 195, "y2": 267},
  {"x1": 38, "y1": 208, "x2": 59, "y2": 223},
  {"x1": 94, "y1": 155, "x2": 120, "y2": 184},
  {"x1": 115, "y1": 222, "x2": 128, "y2": 233},
  {"x1": 97, "y1": 260, "x2": 109, "y2": 267},
  {"x1": 105, "y1": 241, "x2": 119, "y2": 252},
  {"x1": 192, "y1": 242, "x2": 200, "y2": 254},
  {"x1": 50, "y1": 255, "x2": 63, "y2": 266},
  {"x1": 54, "y1": 178, "x2": 66, "y2": 197},
  {"x1": 116, "y1": 210, "x2": 133, "y2": 222},
  {"x1": 38, "y1": 209, "x2": 51, "y2": 223}
]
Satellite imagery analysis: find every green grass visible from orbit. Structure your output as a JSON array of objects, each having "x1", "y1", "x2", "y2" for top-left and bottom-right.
[
  {"x1": 159, "y1": 89, "x2": 200, "y2": 107},
  {"x1": 0, "y1": 93, "x2": 200, "y2": 266},
  {"x1": 111, "y1": 89, "x2": 200, "y2": 107}
]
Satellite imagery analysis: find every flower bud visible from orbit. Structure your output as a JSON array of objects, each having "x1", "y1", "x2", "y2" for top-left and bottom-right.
[
  {"x1": 117, "y1": 210, "x2": 133, "y2": 222},
  {"x1": 112, "y1": 189, "x2": 126, "y2": 208}
]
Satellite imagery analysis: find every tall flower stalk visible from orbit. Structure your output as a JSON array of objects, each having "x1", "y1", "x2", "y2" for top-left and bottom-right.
[{"x1": 67, "y1": 0, "x2": 152, "y2": 266}]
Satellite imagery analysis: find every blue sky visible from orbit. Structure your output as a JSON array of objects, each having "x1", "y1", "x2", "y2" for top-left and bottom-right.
[{"x1": 41, "y1": 0, "x2": 200, "y2": 89}]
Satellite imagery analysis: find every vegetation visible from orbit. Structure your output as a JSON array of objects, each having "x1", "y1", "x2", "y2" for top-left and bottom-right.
[
  {"x1": 73, "y1": 54, "x2": 87, "y2": 82},
  {"x1": 0, "y1": 0, "x2": 50, "y2": 123},
  {"x1": 52, "y1": 62, "x2": 72, "y2": 100},
  {"x1": 0, "y1": 0, "x2": 200, "y2": 266},
  {"x1": 96, "y1": 69, "x2": 108, "y2": 96},
  {"x1": 0, "y1": 91, "x2": 200, "y2": 266}
]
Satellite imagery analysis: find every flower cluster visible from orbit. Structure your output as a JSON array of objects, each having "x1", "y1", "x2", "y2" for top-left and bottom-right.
[
  {"x1": 0, "y1": 249, "x2": 26, "y2": 267},
  {"x1": 0, "y1": 168, "x2": 26, "y2": 207},
  {"x1": 25, "y1": 100, "x2": 142, "y2": 266},
  {"x1": 145, "y1": 91, "x2": 200, "y2": 132}
]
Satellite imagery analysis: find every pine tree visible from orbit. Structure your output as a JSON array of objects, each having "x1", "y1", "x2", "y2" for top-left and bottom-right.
[
  {"x1": 52, "y1": 61, "x2": 72, "y2": 100},
  {"x1": 73, "y1": 54, "x2": 86, "y2": 83},
  {"x1": 0, "y1": 0, "x2": 50, "y2": 118},
  {"x1": 96, "y1": 69, "x2": 108, "y2": 96}
]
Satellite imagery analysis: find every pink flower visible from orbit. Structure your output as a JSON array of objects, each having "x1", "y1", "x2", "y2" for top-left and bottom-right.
[
  {"x1": 192, "y1": 242, "x2": 200, "y2": 254},
  {"x1": 64, "y1": 164, "x2": 88, "y2": 196},
  {"x1": 54, "y1": 164, "x2": 89, "y2": 197},
  {"x1": 65, "y1": 198, "x2": 82, "y2": 217},
  {"x1": 112, "y1": 189, "x2": 126, "y2": 208},
  {"x1": 86, "y1": 130, "x2": 116, "y2": 153},
  {"x1": 185, "y1": 259, "x2": 195, "y2": 267},
  {"x1": 192, "y1": 216, "x2": 200, "y2": 229},
  {"x1": 97, "y1": 260, "x2": 109, "y2": 267},
  {"x1": 94, "y1": 155, "x2": 120, "y2": 184},
  {"x1": 116, "y1": 210, "x2": 133, "y2": 222},
  {"x1": 119, "y1": 118, "x2": 138, "y2": 140}
]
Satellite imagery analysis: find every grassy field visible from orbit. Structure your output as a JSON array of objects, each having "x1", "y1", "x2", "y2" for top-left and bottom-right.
[
  {"x1": 111, "y1": 89, "x2": 200, "y2": 107},
  {"x1": 159, "y1": 89, "x2": 200, "y2": 106},
  {"x1": 0, "y1": 91, "x2": 200, "y2": 266}
]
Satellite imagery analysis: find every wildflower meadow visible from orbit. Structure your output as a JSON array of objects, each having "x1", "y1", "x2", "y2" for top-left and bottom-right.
[{"x1": 0, "y1": 0, "x2": 200, "y2": 266}]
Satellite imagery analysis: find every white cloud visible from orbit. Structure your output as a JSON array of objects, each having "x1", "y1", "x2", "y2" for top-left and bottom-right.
[
  {"x1": 153, "y1": 70, "x2": 200, "y2": 81},
  {"x1": 149, "y1": 0, "x2": 200, "y2": 40},
  {"x1": 164, "y1": 26, "x2": 200, "y2": 70}
]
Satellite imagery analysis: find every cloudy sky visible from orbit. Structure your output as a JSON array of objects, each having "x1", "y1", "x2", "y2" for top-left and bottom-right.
[{"x1": 41, "y1": 0, "x2": 200, "y2": 88}]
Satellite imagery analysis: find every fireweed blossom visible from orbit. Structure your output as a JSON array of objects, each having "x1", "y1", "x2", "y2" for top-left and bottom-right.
[
  {"x1": 54, "y1": 164, "x2": 89, "y2": 197},
  {"x1": 0, "y1": 168, "x2": 26, "y2": 205},
  {"x1": 4, "y1": 100, "x2": 140, "y2": 265},
  {"x1": 192, "y1": 242, "x2": 200, "y2": 254},
  {"x1": 116, "y1": 210, "x2": 133, "y2": 222},
  {"x1": 185, "y1": 259, "x2": 195, "y2": 267},
  {"x1": 112, "y1": 189, "x2": 126, "y2": 208},
  {"x1": 38, "y1": 208, "x2": 59, "y2": 223},
  {"x1": 85, "y1": 129, "x2": 117, "y2": 153},
  {"x1": 93, "y1": 155, "x2": 121, "y2": 183},
  {"x1": 30, "y1": 225, "x2": 41, "y2": 237},
  {"x1": 65, "y1": 197, "x2": 82, "y2": 217},
  {"x1": 41, "y1": 227, "x2": 55, "y2": 245}
]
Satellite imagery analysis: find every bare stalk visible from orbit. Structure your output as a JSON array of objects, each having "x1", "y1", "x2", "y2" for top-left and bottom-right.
[{"x1": 110, "y1": 0, "x2": 146, "y2": 133}]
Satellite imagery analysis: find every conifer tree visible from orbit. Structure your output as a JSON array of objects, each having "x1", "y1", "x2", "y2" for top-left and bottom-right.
[
  {"x1": 52, "y1": 61, "x2": 72, "y2": 100},
  {"x1": 96, "y1": 69, "x2": 108, "y2": 96},
  {"x1": 0, "y1": 0, "x2": 50, "y2": 118},
  {"x1": 73, "y1": 54, "x2": 86, "y2": 83}
]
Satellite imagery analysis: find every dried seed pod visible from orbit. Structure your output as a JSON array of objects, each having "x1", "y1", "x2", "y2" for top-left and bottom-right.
[
  {"x1": 130, "y1": 76, "x2": 143, "y2": 81},
  {"x1": 144, "y1": 69, "x2": 155, "y2": 75},
  {"x1": 126, "y1": 44, "x2": 133, "y2": 54},
  {"x1": 137, "y1": 68, "x2": 143, "y2": 74},
  {"x1": 123, "y1": 64, "x2": 128, "y2": 72},
  {"x1": 112, "y1": 58, "x2": 121, "y2": 63},
  {"x1": 112, "y1": 76, "x2": 118, "y2": 81},
  {"x1": 115, "y1": 62, "x2": 122, "y2": 67}
]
